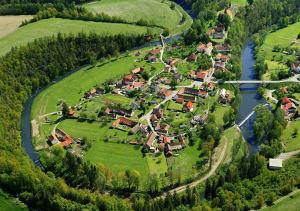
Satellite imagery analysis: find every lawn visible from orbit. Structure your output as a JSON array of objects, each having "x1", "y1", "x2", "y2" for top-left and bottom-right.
[
  {"x1": 0, "y1": 15, "x2": 32, "y2": 39},
  {"x1": 83, "y1": 0, "x2": 192, "y2": 35},
  {"x1": 0, "y1": 18, "x2": 161, "y2": 56},
  {"x1": 264, "y1": 190, "x2": 300, "y2": 211},
  {"x1": 257, "y1": 22, "x2": 300, "y2": 79},
  {"x1": 31, "y1": 54, "x2": 163, "y2": 119},
  {"x1": 0, "y1": 189, "x2": 27, "y2": 211},
  {"x1": 282, "y1": 120, "x2": 300, "y2": 152}
]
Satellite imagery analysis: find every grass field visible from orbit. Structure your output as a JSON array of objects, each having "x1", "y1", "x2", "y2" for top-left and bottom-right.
[
  {"x1": 0, "y1": 190, "x2": 27, "y2": 211},
  {"x1": 0, "y1": 18, "x2": 160, "y2": 56},
  {"x1": 57, "y1": 119, "x2": 168, "y2": 186},
  {"x1": 83, "y1": 0, "x2": 192, "y2": 35},
  {"x1": 282, "y1": 120, "x2": 300, "y2": 152},
  {"x1": 231, "y1": 0, "x2": 247, "y2": 6},
  {"x1": 222, "y1": 126, "x2": 247, "y2": 165},
  {"x1": 0, "y1": 15, "x2": 32, "y2": 39},
  {"x1": 258, "y1": 22, "x2": 300, "y2": 79},
  {"x1": 264, "y1": 190, "x2": 300, "y2": 211},
  {"x1": 31, "y1": 54, "x2": 163, "y2": 119},
  {"x1": 167, "y1": 143, "x2": 203, "y2": 181}
]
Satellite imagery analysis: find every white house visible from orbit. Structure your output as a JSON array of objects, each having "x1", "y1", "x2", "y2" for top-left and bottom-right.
[{"x1": 269, "y1": 158, "x2": 283, "y2": 170}]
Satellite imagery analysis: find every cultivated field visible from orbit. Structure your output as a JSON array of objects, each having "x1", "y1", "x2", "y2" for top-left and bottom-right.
[
  {"x1": 258, "y1": 22, "x2": 300, "y2": 79},
  {"x1": 0, "y1": 18, "x2": 161, "y2": 56},
  {"x1": 83, "y1": 0, "x2": 192, "y2": 35},
  {"x1": 0, "y1": 15, "x2": 32, "y2": 39}
]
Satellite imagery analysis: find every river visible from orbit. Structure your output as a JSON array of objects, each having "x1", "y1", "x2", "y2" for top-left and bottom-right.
[{"x1": 237, "y1": 42, "x2": 267, "y2": 152}]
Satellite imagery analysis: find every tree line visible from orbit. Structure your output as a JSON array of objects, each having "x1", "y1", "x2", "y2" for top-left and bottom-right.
[{"x1": 0, "y1": 32, "x2": 146, "y2": 210}]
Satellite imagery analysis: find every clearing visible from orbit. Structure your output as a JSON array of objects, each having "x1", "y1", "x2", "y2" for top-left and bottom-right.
[
  {"x1": 0, "y1": 18, "x2": 161, "y2": 56},
  {"x1": 83, "y1": 0, "x2": 192, "y2": 35},
  {"x1": 0, "y1": 15, "x2": 32, "y2": 39}
]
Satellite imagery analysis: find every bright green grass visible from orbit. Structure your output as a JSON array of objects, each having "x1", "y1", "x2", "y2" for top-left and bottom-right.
[
  {"x1": 57, "y1": 119, "x2": 167, "y2": 185},
  {"x1": 31, "y1": 55, "x2": 163, "y2": 119},
  {"x1": 146, "y1": 154, "x2": 168, "y2": 176},
  {"x1": 83, "y1": 0, "x2": 192, "y2": 34},
  {"x1": 258, "y1": 22, "x2": 300, "y2": 79},
  {"x1": 0, "y1": 190, "x2": 27, "y2": 211},
  {"x1": 213, "y1": 105, "x2": 230, "y2": 126},
  {"x1": 0, "y1": 18, "x2": 160, "y2": 56},
  {"x1": 282, "y1": 121, "x2": 300, "y2": 152},
  {"x1": 222, "y1": 126, "x2": 247, "y2": 164},
  {"x1": 167, "y1": 143, "x2": 203, "y2": 181},
  {"x1": 231, "y1": 0, "x2": 247, "y2": 6},
  {"x1": 263, "y1": 191, "x2": 300, "y2": 211}
]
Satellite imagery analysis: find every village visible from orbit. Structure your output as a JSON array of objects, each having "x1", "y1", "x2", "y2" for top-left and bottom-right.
[{"x1": 46, "y1": 24, "x2": 235, "y2": 158}]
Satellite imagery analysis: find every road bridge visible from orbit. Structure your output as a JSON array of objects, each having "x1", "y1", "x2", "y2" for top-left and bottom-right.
[{"x1": 222, "y1": 80, "x2": 298, "y2": 84}]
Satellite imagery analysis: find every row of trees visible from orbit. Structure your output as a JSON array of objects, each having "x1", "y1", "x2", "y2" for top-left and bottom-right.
[{"x1": 0, "y1": 32, "x2": 147, "y2": 209}]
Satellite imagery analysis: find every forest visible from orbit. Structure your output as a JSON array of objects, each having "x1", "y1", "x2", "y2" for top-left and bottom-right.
[{"x1": 0, "y1": 33, "x2": 146, "y2": 210}]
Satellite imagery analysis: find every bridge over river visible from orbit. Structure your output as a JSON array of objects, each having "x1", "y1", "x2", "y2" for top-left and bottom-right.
[{"x1": 218, "y1": 77, "x2": 300, "y2": 85}]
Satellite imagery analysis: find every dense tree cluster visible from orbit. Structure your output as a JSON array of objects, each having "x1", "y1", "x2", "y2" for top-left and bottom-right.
[
  {"x1": 0, "y1": 32, "x2": 146, "y2": 209},
  {"x1": 239, "y1": 0, "x2": 300, "y2": 33}
]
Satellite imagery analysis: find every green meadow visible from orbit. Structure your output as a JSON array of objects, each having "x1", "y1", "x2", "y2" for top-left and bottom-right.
[
  {"x1": 31, "y1": 53, "x2": 163, "y2": 119},
  {"x1": 282, "y1": 120, "x2": 300, "y2": 152},
  {"x1": 258, "y1": 22, "x2": 300, "y2": 79},
  {"x1": 0, "y1": 190, "x2": 27, "y2": 211},
  {"x1": 0, "y1": 18, "x2": 160, "y2": 56},
  {"x1": 57, "y1": 119, "x2": 168, "y2": 186},
  {"x1": 84, "y1": 0, "x2": 192, "y2": 35}
]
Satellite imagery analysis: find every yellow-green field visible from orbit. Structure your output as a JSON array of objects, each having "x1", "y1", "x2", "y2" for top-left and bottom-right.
[
  {"x1": 0, "y1": 15, "x2": 32, "y2": 39},
  {"x1": 83, "y1": 0, "x2": 192, "y2": 35}
]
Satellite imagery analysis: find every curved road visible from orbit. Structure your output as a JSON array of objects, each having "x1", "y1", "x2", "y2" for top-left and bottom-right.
[{"x1": 158, "y1": 139, "x2": 228, "y2": 198}]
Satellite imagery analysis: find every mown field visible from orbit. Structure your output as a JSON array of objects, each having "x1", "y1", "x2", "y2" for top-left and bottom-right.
[
  {"x1": 0, "y1": 189, "x2": 27, "y2": 211},
  {"x1": 257, "y1": 22, "x2": 300, "y2": 79},
  {"x1": 264, "y1": 190, "x2": 300, "y2": 211},
  {"x1": 31, "y1": 52, "x2": 163, "y2": 119},
  {"x1": 0, "y1": 15, "x2": 32, "y2": 39},
  {"x1": 83, "y1": 0, "x2": 192, "y2": 35},
  {"x1": 0, "y1": 18, "x2": 161, "y2": 56}
]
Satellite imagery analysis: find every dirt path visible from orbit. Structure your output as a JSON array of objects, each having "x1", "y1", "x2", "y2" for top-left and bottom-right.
[
  {"x1": 158, "y1": 139, "x2": 229, "y2": 198},
  {"x1": 276, "y1": 150, "x2": 300, "y2": 161},
  {"x1": 260, "y1": 189, "x2": 300, "y2": 210}
]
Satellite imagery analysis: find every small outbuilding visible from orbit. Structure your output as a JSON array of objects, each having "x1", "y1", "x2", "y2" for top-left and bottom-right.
[{"x1": 269, "y1": 158, "x2": 283, "y2": 170}]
